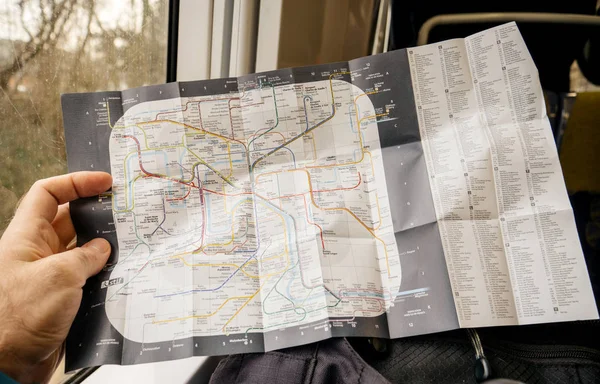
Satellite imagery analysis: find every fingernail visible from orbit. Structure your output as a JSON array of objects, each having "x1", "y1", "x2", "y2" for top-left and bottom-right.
[{"x1": 83, "y1": 238, "x2": 111, "y2": 253}]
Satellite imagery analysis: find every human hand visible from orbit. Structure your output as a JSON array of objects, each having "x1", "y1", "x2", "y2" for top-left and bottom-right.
[{"x1": 0, "y1": 172, "x2": 112, "y2": 383}]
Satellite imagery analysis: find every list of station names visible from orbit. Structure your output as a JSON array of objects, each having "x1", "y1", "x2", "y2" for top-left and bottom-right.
[{"x1": 408, "y1": 22, "x2": 597, "y2": 327}]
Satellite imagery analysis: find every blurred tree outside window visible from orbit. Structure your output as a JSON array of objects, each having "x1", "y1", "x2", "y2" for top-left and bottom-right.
[{"x1": 0, "y1": 0, "x2": 169, "y2": 236}]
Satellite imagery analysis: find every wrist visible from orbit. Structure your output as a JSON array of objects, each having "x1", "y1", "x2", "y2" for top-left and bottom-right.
[
  {"x1": 0, "y1": 331, "x2": 27, "y2": 383},
  {"x1": 0, "y1": 356, "x2": 23, "y2": 383},
  {"x1": 0, "y1": 371, "x2": 20, "y2": 384},
  {"x1": 0, "y1": 357, "x2": 30, "y2": 384}
]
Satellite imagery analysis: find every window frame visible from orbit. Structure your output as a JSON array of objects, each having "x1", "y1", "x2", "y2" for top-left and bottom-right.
[{"x1": 167, "y1": 0, "x2": 180, "y2": 82}]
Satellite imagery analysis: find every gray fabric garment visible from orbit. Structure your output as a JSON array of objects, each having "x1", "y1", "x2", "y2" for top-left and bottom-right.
[
  {"x1": 208, "y1": 337, "x2": 528, "y2": 384},
  {"x1": 209, "y1": 338, "x2": 391, "y2": 384}
]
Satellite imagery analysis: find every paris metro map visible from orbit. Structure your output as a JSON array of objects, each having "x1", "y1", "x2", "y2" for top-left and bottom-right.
[{"x1": 62, "y1": 24, "x2": 596, "y2": 370}]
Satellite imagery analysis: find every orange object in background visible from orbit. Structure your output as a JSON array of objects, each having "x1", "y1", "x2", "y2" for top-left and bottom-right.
[{"x1": 560, "y1": 92, "x2": 600, "y2": 193}]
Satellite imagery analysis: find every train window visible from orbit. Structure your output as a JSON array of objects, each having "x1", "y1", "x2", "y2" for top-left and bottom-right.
[{"x1": 0, "y1": 0, "x2": 169, "y2": 235}]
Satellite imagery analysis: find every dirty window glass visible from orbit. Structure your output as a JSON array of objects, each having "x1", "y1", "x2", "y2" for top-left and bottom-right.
[{"x1": 0, "y1": 0, "x2": 169, "y2": 235}]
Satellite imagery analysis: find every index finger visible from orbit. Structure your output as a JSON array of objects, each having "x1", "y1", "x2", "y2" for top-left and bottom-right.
[{"x1": 15, "y1": 172, "x2": 112, "y2": 223}]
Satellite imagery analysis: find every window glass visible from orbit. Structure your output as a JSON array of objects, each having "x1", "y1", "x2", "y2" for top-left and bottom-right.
[{"x1": 0, "y1": 0, "x2": 169, "y2": 235}]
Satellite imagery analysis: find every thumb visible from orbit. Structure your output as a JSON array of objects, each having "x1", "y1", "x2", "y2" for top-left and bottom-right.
[{"x1": 60, "y1": 238, "x2": 111, "y2": 280}]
